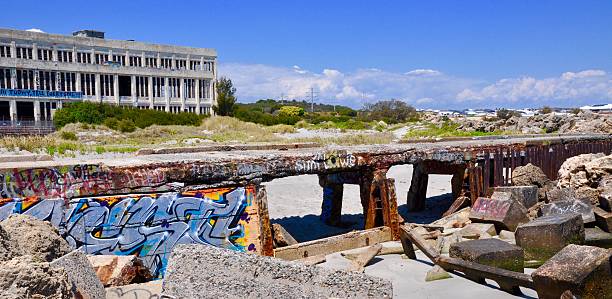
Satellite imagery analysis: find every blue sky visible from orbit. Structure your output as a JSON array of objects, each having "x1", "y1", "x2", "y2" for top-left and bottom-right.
[{"x1": 2, "y1": 1, "x2": 611, "y2": 109}]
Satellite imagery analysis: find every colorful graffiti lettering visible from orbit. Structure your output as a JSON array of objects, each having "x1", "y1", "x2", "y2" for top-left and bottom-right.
[
  {"x1": 0, "y1": 186, "x2": 259, "y2": 277},
  {"x1": 0, "y1": 165, "x2": 166, "y2": 199}
]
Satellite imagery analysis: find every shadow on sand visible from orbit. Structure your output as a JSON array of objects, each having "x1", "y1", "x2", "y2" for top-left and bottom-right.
[{"x1": 272, "y1": 193, "x2": 454, "y2": 243}]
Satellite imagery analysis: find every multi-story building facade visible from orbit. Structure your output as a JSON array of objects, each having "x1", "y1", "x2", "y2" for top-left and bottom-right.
[{"x1": 0, "y1": 28, "x2": 217, "y2": 122}]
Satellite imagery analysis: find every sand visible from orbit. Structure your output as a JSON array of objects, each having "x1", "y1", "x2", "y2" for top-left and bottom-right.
[{"x1": 265, "y1": 164, "x2": 538, "y2": 298}]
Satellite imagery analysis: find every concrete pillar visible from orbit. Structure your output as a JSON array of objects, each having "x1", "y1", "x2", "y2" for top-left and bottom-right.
[
  {"x1": 200, "y1": 57, "x2": 205, "y2": 71},
  {"x1": 75, "y1": 73, "x2": 81, "y2": 94},
  {"x1": 407, "y1": 163, "x2": 428, "y2": 212},
  {"x1": 131, "y1": 75, "x2": 137, "y2": 106},
  {"x1": 179, "y1": 78, "x2": 185, "y2": 111},
  {"x1": 91, "y1": 48, "x2": 96, "y2": 64},
  {"x1": 95, "y1": 74, "x2": 101, "y2": 102},
  {"x1": 141, "y1": 52, "x2": 146, "y2": 67},
  {"x1": 164, "y1": 77, "x2": 169, "y2": 112},
  {"x1": 171, "y1": 55, "x2": 176, "y2": 69},
  {"x1": 9, "y1": 100, "x2": 16, "y2": 121},
  {"x1": 125, "y1": 50, "x2": 130, "y2": 66},
  {"x1": 32, "y1": 43, "x2": 38, "y2": 60},
  {"x1": 10, "y1": 41, "x2": 16, "y2": 58},
  {"x1": 9, "y1": 69, "x2": 15, "y2": 89},
  {"x1": 195, "y1": 79, "x2": 200, "y2": 114},
  {"x1": 52, "y1": 46, "x2": 58, "y2": 62},
  {"x1": 157, "y1": 53, "x2": 161, "y2": 68},
  {"x1": 318, "y1": 177, "x2": 344, "y2": 226},
  {"x1": 148, "y1": 76, "x2": 154, "y2": 110},
  {"x1": 113, "y1": 74, "x2": 119, "y2": 105},
  {"x1": 186, "y1": 55, "x2": 190, "y2": 70},
  {"x1": 34, "y1": 100, "x2": 40, "y2": 122},
  {"x1": 72, "y1": 46, "x2": 77, "y2": 63}
]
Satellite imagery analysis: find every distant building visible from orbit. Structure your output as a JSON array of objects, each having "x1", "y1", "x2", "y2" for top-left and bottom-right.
[
  {"x1": 580, "y1": 104, "x2": 612, "y2": 113},
  {"x1": 0, "y1": 28, "x2": 217, "y2": 122}
]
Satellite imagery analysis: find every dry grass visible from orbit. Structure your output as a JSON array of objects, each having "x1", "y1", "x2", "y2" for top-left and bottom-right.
[{"x1": 293, "y1": 132, "x2": 394, "y2": 145}]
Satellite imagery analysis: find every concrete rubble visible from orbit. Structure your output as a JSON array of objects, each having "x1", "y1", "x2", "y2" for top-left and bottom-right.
[
  {"x1": 515, "y1": 213, "x2": 585, "y2": 261},
  {"x1": 469, "y1": 197, "x2": 529, "y2": 231},
  {"x1": 162, "y1": 244, "x2": 393, "y2": 298},
  {"x1": 531, "y1": 244, "x2": 611, "y2": 299},
  {"x1": 87, "y1": 254, "x2": 153, "y2": 287}
]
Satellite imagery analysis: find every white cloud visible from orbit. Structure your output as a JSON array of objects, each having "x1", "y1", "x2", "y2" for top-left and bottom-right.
[
  {"x1": 26, "y1": 28, "x2": 45, "y2": 33},
  {"x1": 457, "y1": 70, "x2": 612, "y2": 106},
  {"x1": 219, "y1": 63, "x2": 612, "y2": 109}
]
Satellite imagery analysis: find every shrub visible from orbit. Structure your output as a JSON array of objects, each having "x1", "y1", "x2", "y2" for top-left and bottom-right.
[
  {"x1": 60, "y1": 131, "x2": 78, "y2": 141},
  {"x1": 104, "y1": 117, "x2": 120, "y2": 130},
  {"x1": 540, "y1": 106, "x2": 553, "y2": 114},
  {"x1": 278, "y1": 106, "x2": 305, "y2": 117},
  {"x1": 570, "y1": 108, "x2": 581, "y2": 115},
  {"x1": 362, "y1": 99, "x2": 419, "y2": 123},
  {"x1": 117, "y1": 119, "x2": 136, "y2": 133},
  {"x1": 496, "y1": 109, "x2": 521, "y2": 120}
]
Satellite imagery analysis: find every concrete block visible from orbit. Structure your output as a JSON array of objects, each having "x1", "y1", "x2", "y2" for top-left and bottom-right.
[
  {"x1": 87, "y1": 255, "x2": 153, "y2": 287},
  {"x1": 425, "y1": 265, "x2": 452, "y2": 282},
  {"x1": 541, "y1": 198, "x2": 595, "y2": 223},
  {"x1": 515, "y1": 214, "x2": 585, "y2": 261},
  {"x1": 456, "y1": 223, "x2": 497, "y2": 239},
  {"x1": 531, "y1": 244, "x2": 612, "y2": 299},
  {"x1": 493, "y1": 186, "x2": 538, "y2": 208},
  {"x1": 469, "y1": 197, "x2": 529, "y2": 231},
  {"x1": 584, "y1": 227, "x2": 612, "y2": 248},
  {"x1": 599, "y1": 189, "x2": 612, "y2": 212},
  {"x1": 594, "y1": 206, "x2": 612, "y2": 232},
  {"x1": 162, "y1": 244, "x2": 393, "y2": 299},
  {"x1": 449, "y1": 238, "x2": 524, "y2": 273},
  {"x1": 49, "y1": 250, "x2": 105, "y2": 299}
]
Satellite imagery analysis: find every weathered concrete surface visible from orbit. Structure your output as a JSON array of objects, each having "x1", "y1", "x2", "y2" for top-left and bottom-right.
[
  {"x1": 456, "y1": 223, "x2": 497, "y2": 239},
  {"x1": 162, "y1": 244, "x2": 393, "y2": 298},
  {"x1": 492, "y1": 186, "x2": 538, "y2": 209},
  {"x1": 540, "y1": 198, "x2": 595, "y2": 223},
  {"x1": 105, "y1": 280, "x2": 162, "y2": 299},
  {"x1": 557, "y1": 153, "x2": 610, "y2": 204},
  {"x1": 87, "y1": 255, "x2": 153, "y2": 287},
  {"x1": 594, "y1": 206, "x2": 612, "y2": 232},
  {"x1": 584, "y1": 227, "x2": 612, "y2": 248},
  {"x1": 512, "y1": 163, "x2": 554, "y2": 200},
  {"x1": 0, "y1": 225, "x2": 17, "y2": 262},
  {"x1": 0, "y1": 214, "x2": 71, "y2": 262},
  {"x1": 531, "y1": 244, "x2": 612, "y2": 299},
  {"x1": 50, "y1": 250, "x2": 106, "y2": 299},
  {"x1": 0, "y1": 255, "x2": 72, "y2": 299},
  {"x1": 469, "y1": 197, "x2": 529, "y2": 231},
  {"x1": 425, "y1": 265, "x2": 452, "y2": 282},
  {"x1": 515, "y1": 214, "x2": 585, "y2": 261},
  {"x1": 449, "y1": 239, "x2": 524, "y2": 273}
]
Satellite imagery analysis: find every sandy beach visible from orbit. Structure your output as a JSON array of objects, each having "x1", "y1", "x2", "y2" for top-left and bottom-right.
[{"x1": 265, "y1": 164, "x2": 538, "y2": 298}]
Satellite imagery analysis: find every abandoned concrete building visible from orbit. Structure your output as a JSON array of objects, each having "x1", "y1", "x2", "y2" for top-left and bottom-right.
[{"x1": 0, "y1": 28, "x2": 217, "y2": 122}]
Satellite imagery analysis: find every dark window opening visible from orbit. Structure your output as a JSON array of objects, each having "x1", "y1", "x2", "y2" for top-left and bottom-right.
[
  {"x1": 16, "y1": 101, "x2": 34, "y2": 121},
  {"x1": 0, "y1": 101, "x2": 10, "y2": 121},
  {"x1": 118, "y1": 76, "x2": 131, "y2": 97}
]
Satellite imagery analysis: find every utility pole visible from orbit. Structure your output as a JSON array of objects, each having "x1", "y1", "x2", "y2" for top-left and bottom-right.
[{"x1": 309, "y1": 87, "x2": 318, "y2": 113}]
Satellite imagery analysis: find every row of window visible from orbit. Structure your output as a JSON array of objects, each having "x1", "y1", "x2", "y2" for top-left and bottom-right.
[
  {"x1": 0, "y1": 68, "x2": 212, "y2": 99},
  {"x1": 0, "y1": 45, "x2": 214, "y2": 72}
]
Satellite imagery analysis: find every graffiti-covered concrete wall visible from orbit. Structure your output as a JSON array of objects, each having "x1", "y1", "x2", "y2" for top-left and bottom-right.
[{"x1": 0, "y1": 186, "x2": 270, "y2": 277}]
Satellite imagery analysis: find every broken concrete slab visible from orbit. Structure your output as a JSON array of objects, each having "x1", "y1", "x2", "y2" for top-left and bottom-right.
[
  {"x1": 457, "y1": 223, "x2": 497, "y2": 239},
  {"x1": 545, "y1": 187, "x2": 580, "y2": 203},
  {"x1": 0, "y1": 225, "x2": 17, "y2": 262},
  {"x1": 0, "y1": 255, "x2": 72, "y2": 298},
  {"x1": 584, "y1": 227, "x2": 612, "y2": 248},
  {"x1": 342, "y1": 243, "x2": 382, "y2": 272},
  {"x1": 163, "y1": 244, "x2": 393, "y2": 298},
  {"x1": 431, "y1": 207, "x2": 471, "y2": 229},
  {"x1": 540, "y1": 198, "x2": 595, "y2": 223},
  {"x1": 531, "y1": 244, "x2": 611, "y2": 299},
  {"x1": 0, "y1": 214, "x2": 71, "y2": 262},
  {"x1": 594, "y1": 206, "x2": 612, "y2": 232},
  {"x1": 272, "y1": 223, "x2": 298, "y2": 248},
  {"x1": 87, "y1": 255, "x2": 152, "y2": 287},
  {"x1": 425, "y1": 265, "x2": 452, "y2": 282},
  {"x1": 493, "y1": 186, "x2": 538, "y2": 208},
  {"x1": 50, "y1": 250, "x2": 105, "y2": 299},
  {"x1": 600, "y1": 188, "x2": 612, "y2": 212},
  {"x1": 105, "y1": 280, "x2": 162, "y2": 299},
  {"x1": 515, "y1": 213, "x2": 585, "y2": 261},
  {"x1": 449, "y1": 238, "x2": 524, "y2": 273},
  {"x1": 469, "y1": 197, "x2": 529, "y2": 231}
]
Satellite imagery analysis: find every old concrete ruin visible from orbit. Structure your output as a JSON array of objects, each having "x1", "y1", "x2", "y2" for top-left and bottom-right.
[{"x1": 0, "y1": 134, "x2": 611, "y2": 297}]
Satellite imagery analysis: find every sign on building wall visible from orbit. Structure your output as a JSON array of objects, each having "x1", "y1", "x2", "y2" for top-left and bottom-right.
[{"x1": 0, "y1": 88, "x2": 82, "y2": 99}]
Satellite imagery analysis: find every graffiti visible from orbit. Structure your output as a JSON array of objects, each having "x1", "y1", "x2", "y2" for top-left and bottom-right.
[
  {"x1": 0, "y1": 165, "x2": 166, "y2": 199},
  {"x1": 295, "y1": 151, "x2": 356, "y2": 172},
  {"x1": 63, "y1": 187, "x2": 255, "y2": 277},
  {"x1": 0, "y1": 197, "x2": 64, "y2": 226},
  {"x1": 471, "y1": 197, "x2": 511, "y2": 219}
]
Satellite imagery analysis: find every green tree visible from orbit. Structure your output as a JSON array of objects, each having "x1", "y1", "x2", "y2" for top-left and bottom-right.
[
  {"x1": 540, "y1": 106, "x2": 553, "y2": 114},
  {"x1": 278, "y1": 106, "x2": 305, "y2": 117},
  {"x1": 362, "y1": 99, "x2": 419, "y2": 123},
  {"x1": 213, "y1": 77, "x2": 237, "y2": 116},
  {"x1": 496, "y1": 108, "x2": 521, "y2": 120}
]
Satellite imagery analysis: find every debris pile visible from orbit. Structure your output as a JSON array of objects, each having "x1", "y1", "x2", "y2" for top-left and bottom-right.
[
  {"x1": 454, "y1": 111, "x2": 612, "y2": 134},
  {"x1": 398, "y1": 154, "x2": 611, "y2": 298}
]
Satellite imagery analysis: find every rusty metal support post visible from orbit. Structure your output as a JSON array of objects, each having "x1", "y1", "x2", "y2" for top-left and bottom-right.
[
  {"x1": 359, "y1": 169, "x2": 400, "y2": 240},
  {"x1": 406, "y1": 162, "x2": 428, "y2": 212},
  {"x1": 254, "y1": 185, "x2": 275, "y2": 256}
]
